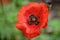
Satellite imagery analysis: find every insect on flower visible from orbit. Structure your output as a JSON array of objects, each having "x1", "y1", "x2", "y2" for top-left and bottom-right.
[{"x1": 16, "y1": 2, "x2": 48, "y2": 38}]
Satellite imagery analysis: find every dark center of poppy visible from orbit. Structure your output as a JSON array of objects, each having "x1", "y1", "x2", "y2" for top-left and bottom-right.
[{"x1": 28, "y1": 14, "x2": 39, "y2": 25}]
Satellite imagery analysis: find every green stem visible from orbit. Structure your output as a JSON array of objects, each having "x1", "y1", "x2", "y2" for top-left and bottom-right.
[
  {"x1": 1, "y1": 0, "x2": 5, "y2": 13},
  {"x1": 1, "y1": 0, "x2": 6, "y2": 23},
  {"x1": 28, "y1": 38, "x2": 31, "y2": 40}
]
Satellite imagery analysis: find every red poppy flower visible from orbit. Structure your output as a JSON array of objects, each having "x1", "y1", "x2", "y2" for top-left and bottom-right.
[{"x1": 16, "y1": 2, "x2": 48, "y2": 38}]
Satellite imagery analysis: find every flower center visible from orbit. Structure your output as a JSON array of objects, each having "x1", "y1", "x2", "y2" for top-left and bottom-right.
[{"x1": 28, "y1": 14, "x2": 39, "y2": 25}]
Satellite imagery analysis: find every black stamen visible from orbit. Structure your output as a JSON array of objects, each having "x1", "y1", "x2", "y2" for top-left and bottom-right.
[
  {"x1": 35, "y1": 21, "x2": 39, "y2": 25},
  {"x1": 29, "y1": 14, "x2": 37, "y2": 23},
  {"x1": 28, "y1": 14, "x2": 39, "y2": 25}
]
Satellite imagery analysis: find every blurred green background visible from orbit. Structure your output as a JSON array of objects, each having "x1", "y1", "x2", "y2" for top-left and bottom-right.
[{"x1": 0, "y1": 0, "x2": 60, "y2": 40}]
